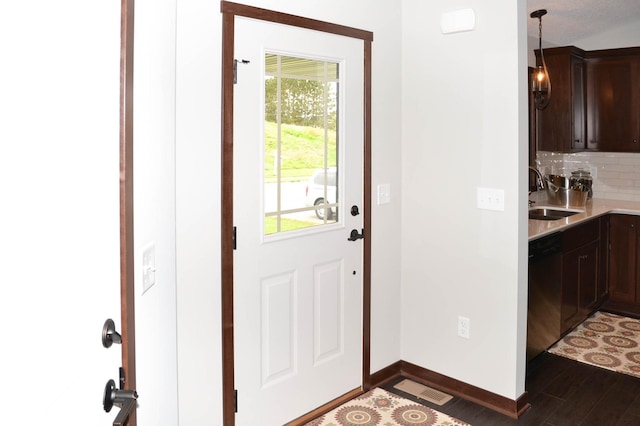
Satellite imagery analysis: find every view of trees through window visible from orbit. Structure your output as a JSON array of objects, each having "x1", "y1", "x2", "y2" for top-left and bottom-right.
[{"x1": 264, "y1": 53, "x2": 339, "y2": 234}]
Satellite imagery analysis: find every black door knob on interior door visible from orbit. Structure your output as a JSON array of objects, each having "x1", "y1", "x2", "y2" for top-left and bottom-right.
[{"x1": 348, "y1": 229, "x2": 364, "y2": 241}]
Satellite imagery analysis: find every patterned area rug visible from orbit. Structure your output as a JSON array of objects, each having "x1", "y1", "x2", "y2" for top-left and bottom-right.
[
  {"x1": 304, "y1": 387, "x2": 469, "y2": 426},
  {"x1": 548, "y1": 311, "x2": 640, "y2": 378}
]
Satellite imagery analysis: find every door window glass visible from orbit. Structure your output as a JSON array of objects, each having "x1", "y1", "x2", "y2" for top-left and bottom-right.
[{"x1": 264, "y1": 53, "x2": 339, "y2": 235}]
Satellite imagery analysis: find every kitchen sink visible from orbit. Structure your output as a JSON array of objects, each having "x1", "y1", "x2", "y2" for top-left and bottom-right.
[{"x1": 529, "y1": 207, "x2": 581, "y2": 221}]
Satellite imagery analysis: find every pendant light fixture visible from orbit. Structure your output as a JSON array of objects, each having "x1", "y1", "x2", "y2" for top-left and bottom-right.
[{"x1": 531, "y1": 9, "x2": 551, "y2": 109}]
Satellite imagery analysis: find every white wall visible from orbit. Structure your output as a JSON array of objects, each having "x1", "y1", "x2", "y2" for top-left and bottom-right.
[
  {"x1": 175, "y1": 0, "x2": 223, "y2": 424},
  {"x1": 134, "y1": 0, "x2": 180, "y2": 424},
  {"x1": 175, "y1": 0, "x2": 403, "y2": 424},
  {"x1": 400, "y1": 0, "x2": 529, "y2": 400}
]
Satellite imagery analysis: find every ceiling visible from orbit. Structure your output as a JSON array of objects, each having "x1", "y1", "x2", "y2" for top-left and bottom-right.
[{"x1": 527, "y1": 0, "x2": 640, "y2": 46}]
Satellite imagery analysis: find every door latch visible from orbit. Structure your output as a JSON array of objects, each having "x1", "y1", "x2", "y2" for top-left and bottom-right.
[
  {"x1": 103, "y1": 378, "x2": 138, "y2": 426},
  {"x1": 348, "y1": 229, "x2": 364, "y2": 241}
]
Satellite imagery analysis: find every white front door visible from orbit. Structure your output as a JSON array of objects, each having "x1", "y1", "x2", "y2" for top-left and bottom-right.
[{"x1": 234, "y1": 18, "x2": 365, "y2": 425}]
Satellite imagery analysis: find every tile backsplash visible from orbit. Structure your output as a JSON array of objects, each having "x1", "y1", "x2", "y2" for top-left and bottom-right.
[{"x1": 536, "y1": 151, "x2": 640, "y2": 202}]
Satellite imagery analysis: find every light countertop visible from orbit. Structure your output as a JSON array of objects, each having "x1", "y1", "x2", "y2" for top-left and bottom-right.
[{"x1": 528, "y1": 198, "x2": 640, "y2": 241}]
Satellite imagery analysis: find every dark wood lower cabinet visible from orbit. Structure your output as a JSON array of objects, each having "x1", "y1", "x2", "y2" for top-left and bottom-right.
[
  {"x1": 608, "y1": 214, "x2": 640, "y2": 304},
  {"x1": 599, "y1": 215, "x2": 610, "y2": 301},
  {"x1": 528, "y1": 214, "x2": 640, "y2": 360},
  {"x1": 561, "y1": 219, "x2": 601, "y2": 334}
]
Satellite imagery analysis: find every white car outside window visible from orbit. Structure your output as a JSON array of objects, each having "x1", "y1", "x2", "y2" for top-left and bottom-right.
[{"x1": 305, "y1": 168, "x2": 337, "y2": 220}]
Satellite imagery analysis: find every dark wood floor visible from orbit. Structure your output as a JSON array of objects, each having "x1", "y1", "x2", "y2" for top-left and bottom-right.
[{"x1": 382, "y1": 352, "x2": 640, "y2": 425}]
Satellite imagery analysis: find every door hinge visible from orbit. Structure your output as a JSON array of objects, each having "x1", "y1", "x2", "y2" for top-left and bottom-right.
[
  {"x1": 234, "y1": 389, "x2": 238, "y2": 413},
  {"x1": 234, "y1": 59, "x2": 250, "y2": 84},
  {"x1": 233, "y1": 226, "x2": 237, "y2": 250}
]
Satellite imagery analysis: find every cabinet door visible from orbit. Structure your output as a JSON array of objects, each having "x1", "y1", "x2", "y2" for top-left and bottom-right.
[
  {"x1": 536, "y1": 48, "x2": 586, "y2": 153},
  {"x1": 599, "y1": 216, "x2": 610, "y2": 301},
  {"x1": 571, "y1": 58, "x2": 586, "y2": 150},
  {"x1": 562, "y1": 242, "x2": 599, "y2": 333},
  {"x1": 608, "y1": 215, "x2": 638, "y2": 303},
  {"x1": 587, "y1": 57, "x2": 640, "y2": 152},
  {"x1": 562, "y1": 249, "x2": 581, "y2": 333},
  {"x1": 537, "y1": 52, "x2": 571, "y2": 152},
  {"x1": 579, "y1": 241, "x2": 599, "y2": 316}
]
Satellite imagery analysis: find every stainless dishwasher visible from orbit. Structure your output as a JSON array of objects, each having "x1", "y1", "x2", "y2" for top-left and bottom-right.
[{"x1": 527, "y1": 232, "x2": 563, "y2": 362}]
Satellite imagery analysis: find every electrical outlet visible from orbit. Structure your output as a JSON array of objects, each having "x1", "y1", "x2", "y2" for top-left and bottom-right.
[{"x1": 458, "y1": 316, "x2": 470, "y2": 339}]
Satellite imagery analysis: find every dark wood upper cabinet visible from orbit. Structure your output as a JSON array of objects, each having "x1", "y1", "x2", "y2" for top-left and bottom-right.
[
  {"x1": 533, "y1": 46, "x2": 640, "y2": 153},
  {"x1": 586, "y1": 48, "x2": 640, "y2": 152},
  {"x1": 571, "y1": 58, "x2": 587, "y2": 151},
  {"x1": 535, "y1": 47, "x2": 586, "y2": 152}
]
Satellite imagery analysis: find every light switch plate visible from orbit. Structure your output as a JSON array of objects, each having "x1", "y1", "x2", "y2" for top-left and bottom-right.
[
  {"x1": 477, "y1": 187, "x2": 505, "y2": 211},
  {"x1": 142, "y1": 243, "x2": 156, "y2": 294},
  {"x1": 377, "y1": 184, "x2": 391, "y2": 205},
  {"x1": 458, "y1": 316, "x2": 470, "y2": 339}
]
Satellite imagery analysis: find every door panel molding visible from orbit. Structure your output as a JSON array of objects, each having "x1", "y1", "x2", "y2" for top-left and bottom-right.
[
  {"x1": 220, "y1": 2, "x2": 372, "y2": 424},
  {"x1": 261, "y1": 273, "x2": 296, "y2": 386},
  {"x1": 313, "y1": 260, "x2": 344, "y2": 364}
]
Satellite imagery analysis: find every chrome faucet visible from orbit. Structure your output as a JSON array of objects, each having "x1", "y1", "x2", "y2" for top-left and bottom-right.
[{"x1": 529, "y1": 166, "x2": 545, "y2": 191}]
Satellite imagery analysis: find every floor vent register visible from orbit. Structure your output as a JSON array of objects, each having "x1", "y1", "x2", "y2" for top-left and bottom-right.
[{"x1": 393, "y1": 379, "x2": 453, "y2": 406}]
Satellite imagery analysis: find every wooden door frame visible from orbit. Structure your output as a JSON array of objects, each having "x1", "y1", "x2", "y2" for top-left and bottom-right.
[
  {"x1": 220, "y1": 2, "x2": 373, "y2": 424},
  {"x1": 120, "y1": 0, "x2": 137, "y2": 424}
]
